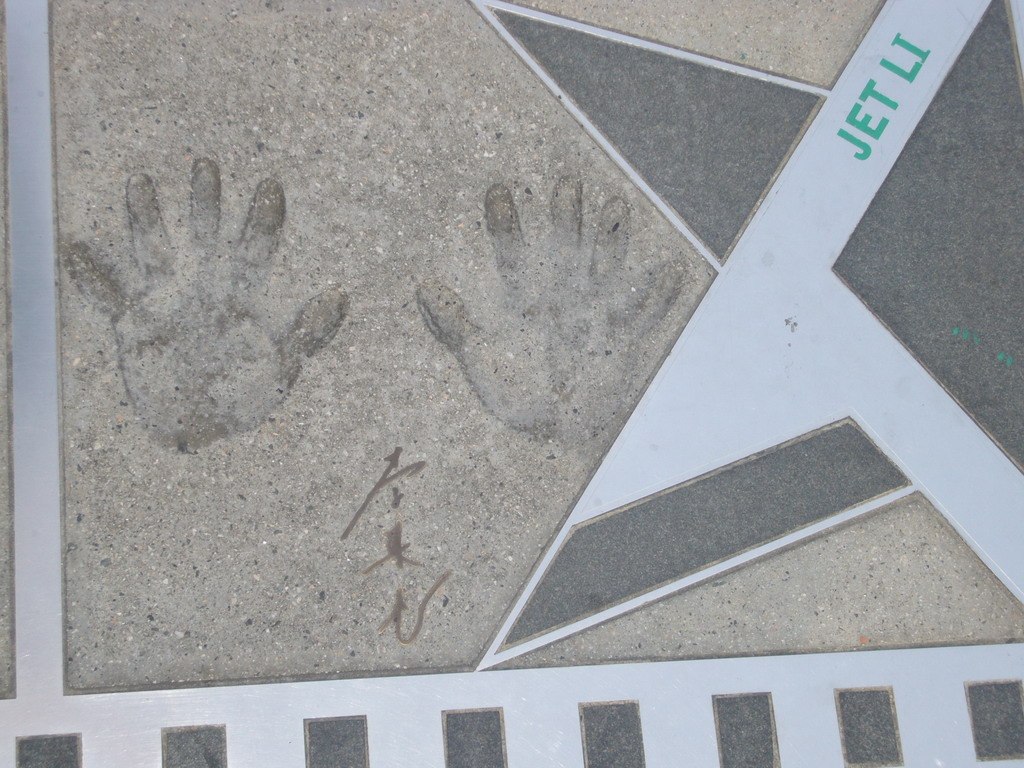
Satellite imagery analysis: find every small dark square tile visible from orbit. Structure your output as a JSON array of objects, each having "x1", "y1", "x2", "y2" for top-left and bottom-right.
[
  {"x1": 443, "y1": 709, "x2": 506, "y2": 768},
  {"x1": 967, "y1": 680, "x2": 1024, "y2": 760},
  {"x1": 163, "y1": 725, "x2": 227, "y2": 768},
  {"x1": 579, "y1": 701, "x2": 646, "y2": 768},
  {"x1": 835, "y1": 688, "x2": 902, "y2": 766},
  {"x1": 305, "y1": 716, "x2": 369, "y2": 768},
  {"x1": 714, "y1": 693, "x2": 779, "y2": 768},
  {"x1": 16, "y1": 734, "x2": 81, "y2": 768}
]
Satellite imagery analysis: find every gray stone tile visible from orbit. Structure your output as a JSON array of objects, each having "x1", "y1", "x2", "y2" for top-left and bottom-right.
[
  {"x1": 511, "y1": 0, "x2": 883, "y2": 87},
  {"x1": 835, "y1": 688, "x2": 902, "y2": 766},
  {"x1": 714, "y1": 693, "x2": 778, "y2": 768},
  {"x1": 305, "y1": 716, "x2": 368, "y2": 768},
  {"x1": 504, "y1": 421, "x2": 906, "y2": 647},
  {"x1": 497, "y1": 493, "x2": 1024, "y2": 668},
  {"x1": 443, "y1": 709, "x2": 507, "y2": 768},
  {"x1": 966, "y1": 680, "x2": 1024, "y2": 761},
  {"x1": 834, "y1": 0, "x2": 1024, "y2": 471},
  {"x1": 494, "y1": 9, "x2": 820, "y2": 258},
  {"x1": 16, "y1": 735, "x2": 81, "y2": 768},
  {"x1": 52, "y1": 0, "x2": 712, "y2": 691},
  {"x1": 579, "y1": 701, "x2": 645, "y2": 768},
  {"x1": 163, "y1": 726, "x2": 227, "y2": 768},
  {"x1": 0, "y1": 0, "x2": 12, "y2": 701}
]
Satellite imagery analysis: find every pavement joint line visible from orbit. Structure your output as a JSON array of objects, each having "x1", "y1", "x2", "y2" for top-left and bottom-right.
[
  {"x1": 8, "y1": 0, "x2": 62, "y2": 700},
  {"x1": 1014, "y1": 0, "x2": 1024, "y2": 66}
]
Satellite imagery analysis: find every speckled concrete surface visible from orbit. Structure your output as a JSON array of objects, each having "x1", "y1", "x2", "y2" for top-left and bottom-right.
[
  {"x1": 513, "y1": 0, "x2": 885, "y2": 86},
  {"x1": 0, "y1": 0, "x2": 11, "y2": 699},
  {"x1": 52, "y1": 0, "x2": 712, "y2": 691},
  {"x1": 498, "y1": 493, "x2": 1024, "y2": 669}
]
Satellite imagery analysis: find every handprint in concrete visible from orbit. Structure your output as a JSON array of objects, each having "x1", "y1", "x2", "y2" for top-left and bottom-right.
[
  {"x1": 63, "y1": 158, "x2": 348, "y2": 452},
  {"x1": 417, "y1": 177, "x2": 686, "y2": 445}
]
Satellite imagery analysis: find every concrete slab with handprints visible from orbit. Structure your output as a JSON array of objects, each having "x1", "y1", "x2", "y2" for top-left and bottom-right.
[{"x1": 53, "y1": 0, "x2": 712, "y2": 690}]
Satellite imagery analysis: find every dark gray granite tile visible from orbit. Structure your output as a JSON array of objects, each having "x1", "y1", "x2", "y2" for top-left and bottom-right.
[
  {"x1": 306, "y1": 717, "x2": 368, "y2": 768},
  {"x1": 494, "y1": 9, "x2": 820, "y2": 259},
  {"x1": 836, "y1": 688, "x2": 902, "y2": 766},
  {"x1": 714, "y1": 693, "x2": 778, "y2": 768},
  {"x1": 834, "y1": 1, "x2": 1024, "y2": 471},
  {"x1": 444, "y1": 709, "x2": 507, "y2": 768},
  {"x1": 966, "y1": 680, "x2": 1024, "y2": 760},
  {"x1": 16, "y1": 735, "x2": 81, "y2": 768},
  {"x1": 163, "y1": 726, "x2": 227, "y2": 768},
  {"x1": 496, "y1": 493, "x2": 1024, "y2": 669},
  {"x1": 504, "y1": 420, "x2": 906, "y2": 646},
  {"x1": 579, "y1": 701, "x2": 645, "y2": 768}
]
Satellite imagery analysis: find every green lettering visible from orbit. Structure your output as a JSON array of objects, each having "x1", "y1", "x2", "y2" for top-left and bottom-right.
[
  {"x1": 859, "y1": 79, "x2": 899, "y2": 110},
  {"x1": 838, "y1": 128, "x2": 872, "y2": 160},
  {"x1": 891, "y1": 33, "x2": 930, "y2": 62},
  {"x1": 846, "y1": 103, "x2": 889, "y2": 139},
  {"x1": 881, "y1": 57, "x2": 923, "y2": 82}
]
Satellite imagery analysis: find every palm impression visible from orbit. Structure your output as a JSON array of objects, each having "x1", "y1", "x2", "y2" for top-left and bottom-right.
[
  {"x1": 63, "y1": 158, "x2": 348, "y2": 452},
  {"x1": 418, "y1": 177, "x2": 686, "y2": 446}
]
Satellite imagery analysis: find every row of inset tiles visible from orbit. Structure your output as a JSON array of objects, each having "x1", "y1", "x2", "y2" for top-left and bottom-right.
[{"x1": 14, "y1": 680, "x2": 1024, "y2": 767}]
